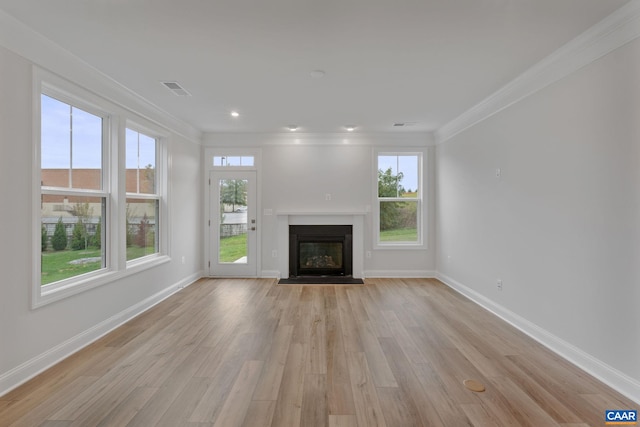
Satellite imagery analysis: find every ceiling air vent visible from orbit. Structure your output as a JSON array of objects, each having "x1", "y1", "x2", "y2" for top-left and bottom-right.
[
  {"x1": 161, "y1": 81, "x2": 191, "y2": 97},
  {"x1": 393, "y1": 122, "x2": 417, "y2": 127}
]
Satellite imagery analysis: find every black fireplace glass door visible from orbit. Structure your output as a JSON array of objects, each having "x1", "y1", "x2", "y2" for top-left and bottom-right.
[{"x1": 299, "y1": 242, "x2": 343, "y2": 269}]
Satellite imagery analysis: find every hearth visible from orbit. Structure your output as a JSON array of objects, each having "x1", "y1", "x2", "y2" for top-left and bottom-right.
[{"x1": 289, "y1": 225, "x2": 353, "y2": 278}]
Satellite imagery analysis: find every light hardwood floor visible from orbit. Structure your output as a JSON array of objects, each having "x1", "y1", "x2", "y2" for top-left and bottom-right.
[{"x1": 0, "y1": 278, "x2": 636, "y2": 426}]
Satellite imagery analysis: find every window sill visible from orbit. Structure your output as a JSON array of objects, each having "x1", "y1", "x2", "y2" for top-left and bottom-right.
[{"x1": 33, "y1": 255, "x2": 171, "y2": 309}]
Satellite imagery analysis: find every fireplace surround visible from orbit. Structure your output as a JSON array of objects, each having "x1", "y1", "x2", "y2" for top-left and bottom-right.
[
  {"x1": 275, "y1": 212, "x2": 365, "y2": 280},
  {"x1": 289, "y1": 225, "x2": 353, "y2": 278}
]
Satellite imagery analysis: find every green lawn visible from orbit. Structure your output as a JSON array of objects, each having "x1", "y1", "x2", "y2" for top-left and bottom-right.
[
  {"x1": 380, "y1": 227, "x2": 418, "y2": 242},
  {"x1": 219, "y1": 233, "x2": 247, "y2": 263},
  {"x1": 41, "y1": 246, "x2": 156, "y2": 285},
  {"x1": 41, "y1": 248, "x2": 103, "y2": 285}
]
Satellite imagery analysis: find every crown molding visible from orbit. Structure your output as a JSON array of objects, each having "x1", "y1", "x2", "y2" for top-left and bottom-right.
[
  {"x1": 0, "y1": 9, "x2": 202, "y2": 145},
  {"x1": 435, "y1": 0, "x2": 640, "y2": 144},
  {"x1": 203, "y1": 132, "x2": 435, "y2": 147}
]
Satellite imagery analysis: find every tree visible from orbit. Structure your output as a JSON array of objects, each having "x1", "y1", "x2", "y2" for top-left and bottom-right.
[
  {"x1": 136, "y1": 213, "x2": 150, "y2": 247},
  {"x1": 378, "y1": 168, "x2": 405, "y2": 231},
  {"x1": 220, "y1": 179, "x2": 247, "y2": 212},
  {"x1": 52, "y1": 217, "x2": 68, "y2": 251},
  {"x1": 71, "y1": 218, "x2": 87, "y2": 250},
  {"x1": 125, "y1": 204, "x2": 134, "y2": 247},
  {"x1": 378, "y1": 167, "x2": 405, "y2": 197},
  {"x1": 41, "y1": 224, "x2": 48, "y2": 251},
  {"x1": 91, "y1": 218, "x2": 102, "y2": 249}
]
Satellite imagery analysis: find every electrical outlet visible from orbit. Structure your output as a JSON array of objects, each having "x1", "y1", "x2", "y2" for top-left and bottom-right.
[
  {"x1": 366, "y1": 251, "x2": 372, "y2": 258},
  {"x1": 181, "y1": 256, "x2": 186, "y2": 265},
  {"x1": 325, "y1": 193, "x2": 332, "y2": 201},
  {"x1": 497, "y1": 279, "x2": 503, "y2": 291},
  {"x1": 272, "y1": 250, "x2": 278, "y2": 258}
]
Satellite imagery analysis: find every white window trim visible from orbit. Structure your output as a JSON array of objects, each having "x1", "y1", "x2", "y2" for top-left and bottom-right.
[
  {"x1": 32, "y1": 68, "x2": 170, "y2": 309},
  {"x1": 124, "y1": 122, "x2": 168, "y2": 266},
  {"x1": 372, "y1": 148, "x2": 427, "y2": 250}
]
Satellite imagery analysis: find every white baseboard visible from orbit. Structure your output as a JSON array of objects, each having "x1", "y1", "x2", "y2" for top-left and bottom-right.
[
  {"x1": 436, "y1": 272, "x2": 640, "y2": 405},
  {"x1": 0, "y1": 271, "x2": 203, "y2": 397},
  {"x1": 364, "y1": 270, "x2": 435, "y2": 279}
]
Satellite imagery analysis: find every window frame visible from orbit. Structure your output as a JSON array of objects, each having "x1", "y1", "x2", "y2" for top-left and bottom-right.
[
  {"x1": 32, "y1": 69, "x2": 170, "y2": 309},
  {"x1": 373, "y1": 149, "x2": 426, "y2": 250},
  {"x1": 124, "y1": 124, "x2": 165, "y2": 265}
]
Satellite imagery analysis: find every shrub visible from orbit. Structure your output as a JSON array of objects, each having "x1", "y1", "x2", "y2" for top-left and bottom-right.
[
  {"x1": 71, "y1": 219, "x2": 86, "y2": 250},
  {"x1": 136, "y1": 213, "x2": 150, "y2": 247},
  {"x1": 51, "y1": 217, "x2": 68, "y2": 251},
  {"x1": 41, "y1": 224, "x2": 48, "y2": 251},
  {"x1": 91, "y1": 219, "x2": 101, "y2": 249}
]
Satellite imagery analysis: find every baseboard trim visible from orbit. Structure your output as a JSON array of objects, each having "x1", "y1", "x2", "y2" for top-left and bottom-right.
[
  {"x1": 0, "y1": 271, "x2": 203, "y2": 397},
  {"x1": 436, "y1": 272, "x2": 640, "y2": 405},
  {"x1": 364, "y1": 270, "x2": 436, "y2": 279}
]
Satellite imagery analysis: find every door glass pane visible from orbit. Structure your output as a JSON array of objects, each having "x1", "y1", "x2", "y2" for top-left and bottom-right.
[{"x1": 219, "y1": 179, "x2": 248, "y2": 263}]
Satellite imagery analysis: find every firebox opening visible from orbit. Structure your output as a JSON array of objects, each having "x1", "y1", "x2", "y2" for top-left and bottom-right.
[{"x1": 289, "y1": 225, "x2": 353, "y2": 278}]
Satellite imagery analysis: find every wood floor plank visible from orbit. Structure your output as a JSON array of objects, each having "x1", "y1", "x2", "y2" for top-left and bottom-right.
[
  {"x1": 378, "y1": 336, "x2": 449, "y2": 427},
  {"x1": 329, "y1": 414, "x2": 357, "y2": 427},
  {"x1": 95, "y1": 386, "x2": 158, "y2": 427},
  {"x1": 270, "y1": 342, "x2": 307, "y2": 427},
  {"x1": 377, "y1": 387, "x2": 423, "y2": 427},
  {"x1": 347, "y1": 351, "x2": 387, "y2": 427},
  {"x1": 252, "y1": 324, "x2": 293, "y2": 401},
  {"x1": 189, "y1": 334, "x2": 261, "y2": 423},
  {"x1": 0, "y1": 278, "x2": 636, "y2": 427},
  {"x1": 300, "y1": 374, "x2": 328, "y2": 427},
  {"x1": 356, "y1": 320, "x2": 398, "y2": 388},
  {"x1": 325, "y1": 287, "x2": 356, "y2": 415},
  {"x1": 241, "y1": 401, "x2": 276, "y2": 427},
  {"x1": 5, "y1": 376, "x2": 98, "y2": 427},
  {"x1": 335, "y1": 287, "x2": 364, "y2": 353},
  {"x1": 212, "y1": 360, "x2": 264, "y2": 427}
]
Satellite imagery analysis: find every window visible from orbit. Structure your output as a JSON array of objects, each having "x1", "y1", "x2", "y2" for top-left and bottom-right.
[
  {"x1": 213, "y1": 156, "x2": 254, "y2": 167},
  {"x1": 35, "y1": 70, "x2": 170, "y2": 308},
  {"x1": 376, "y1": 153, "x2": 422, "y2": 246},
  {"x1": 40, "y1": 94, "x2": 107, "y2": 286},
  {"x1": 126, "y1": 128, "x2": 159, "y2": 261}
]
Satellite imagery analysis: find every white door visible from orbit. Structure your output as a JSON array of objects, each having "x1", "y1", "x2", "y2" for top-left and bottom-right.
[{"x1": 209, "y1": 170, "x2": 257, "y2": 276}]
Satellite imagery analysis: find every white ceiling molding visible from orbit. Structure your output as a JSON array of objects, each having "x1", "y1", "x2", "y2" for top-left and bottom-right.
[
  {"x1": 0, "y1": 9, "x2": 202, "y2": 145},
  {"x1": 434, "y1": 0, "x2": 640, "y2": 145},
  {"x1": 202, "y1": 132, "x2": 435, "y2": 147}
]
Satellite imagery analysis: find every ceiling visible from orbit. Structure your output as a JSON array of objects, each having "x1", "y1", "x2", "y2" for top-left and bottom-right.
[{"x1": 0, "y1": 0, "x2": 629, "y2": 134}]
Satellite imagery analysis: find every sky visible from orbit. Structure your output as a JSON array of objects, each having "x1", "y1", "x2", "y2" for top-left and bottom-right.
[
  {"x1": 41, "y1": 94, "x2": 155, "y2": 169},
  {"x1": 41, "y1": 94, "x2": 417, "y2": 191},
  {"x1": 378, "y1": 154, "x2": 419, "y2": 192}
]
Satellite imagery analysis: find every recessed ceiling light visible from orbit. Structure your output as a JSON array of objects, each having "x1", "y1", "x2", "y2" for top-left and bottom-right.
[
  {"x1": 345, "y1": 125, "x2": 356, "y2": 132},
  {"x1": 230, "y1": 111, "x2": 240, "y2": 118},
  {"x1": 310, "y1": 70, "x2": 325, "y2": 78},
  {"x1": 287, "y1": 125, "x2": 298, "y2": 131}
]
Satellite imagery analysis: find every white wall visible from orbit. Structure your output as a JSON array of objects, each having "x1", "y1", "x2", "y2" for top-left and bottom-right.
[
  {"x1": 436, "y1": 37, "x2": 640, "y2": 399},
  {"x1": 203, "y1": 134, "x2": 437, "y2": 277},
  {"x1": 0, "y1": 41, "x2": 203, "y2": 394}
]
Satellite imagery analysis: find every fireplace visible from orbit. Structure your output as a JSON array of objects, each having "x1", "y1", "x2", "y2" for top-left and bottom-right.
[{"x1": 289, "y1": 225, "x2": 353, "y2": 278}]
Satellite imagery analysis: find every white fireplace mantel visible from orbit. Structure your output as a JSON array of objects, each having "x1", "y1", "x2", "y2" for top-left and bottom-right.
[{"x1": 276, "y1": 211, "x2": 366, "y2": 279}]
